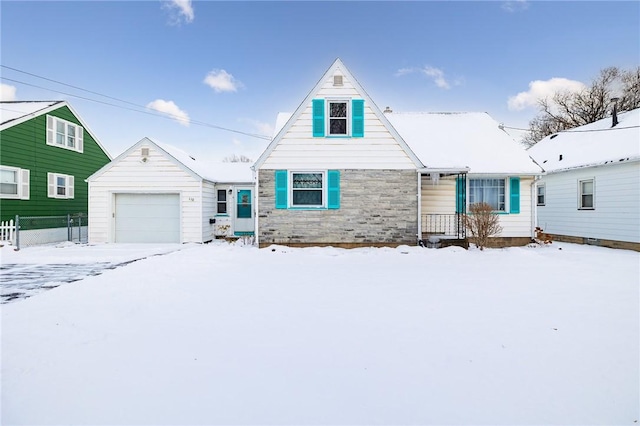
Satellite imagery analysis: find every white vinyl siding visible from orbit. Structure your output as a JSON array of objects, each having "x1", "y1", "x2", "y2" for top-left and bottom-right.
[
  {"x1": 1, "y1": 166, "x2": 29, "y2": 200},
  {"x1": 46, "y1": 115, "x2": 84, "y2": 153},
  {"x1": 47, "y1": 172, "x2": 74, "y2": 199},
  {"x1": 536, "y1": 162, "x2": 640, "y2": 243},
  {"x1": 261, "y1": 74, "x2": 415, "y2": 170},
  {"x1": 421, "y1": 175, "x2": 535, "y2": 238},
  {"x1": 87, "y1": 142, "x2": 205, "y2": 244}
]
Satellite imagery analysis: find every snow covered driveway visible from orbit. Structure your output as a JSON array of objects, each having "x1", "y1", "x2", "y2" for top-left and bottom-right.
[
  {"x1": 0, "y1": 243, "x2": 185, "y2": 303},
  {"x1": 1, "y1": 242, "x2": 638, "y2": 425}
]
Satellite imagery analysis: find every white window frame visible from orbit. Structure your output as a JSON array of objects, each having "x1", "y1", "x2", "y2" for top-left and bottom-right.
[
  {"x1": 536, "y1": 184, "x2": 545, "y2": 206},
  {"x1": 578, "y1": 178, "x2": 595, "y2": 210},
  {"x1": 290, "y1": 171, "x2": 326, "y2": 208},
  {"x1": 47, "y1": 172, "x2": 75, "y2": 199},
  {"x1": 468, "y1": 178, "x2": 506, "y2": 212},
  {"x1": 217, "y1": 189, "x2": 228, "y2": 214},
  {"x1": 46, "y1": 115, "x2": 84, "y2": 153},
  {"x1": 0, "y1": 165, "x2": 29, "y2": 200},
  {"x1": 326, "y1": 99, "x2": 350, "y2": 136}
]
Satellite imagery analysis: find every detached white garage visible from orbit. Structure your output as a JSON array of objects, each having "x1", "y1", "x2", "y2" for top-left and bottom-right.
[
  {"x1": 87, "y1": 137, "x2": 255, "y2": 244},
  {"x1": 114, "y1": 193, "x2": 180, "y2": 243}
]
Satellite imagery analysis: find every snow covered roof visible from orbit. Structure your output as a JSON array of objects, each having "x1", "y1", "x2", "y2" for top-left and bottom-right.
[
  {"x1": 0, "y1": 101, "x2": 62, "y2": 126},
  {"x1": 273, "y1": 112, "x2": 291, "y2": 139},
  {"x1": 527, "y1": 108, "x2": 640, "y2": 173},
  {"x1": 155, "y1": 141, "x2": 253, "y2": 183},
  {"x1": 386, "y1": 112, "x2": 542, "y2": 174},
  {"x1": 270, "y1": 110, "x2": 541, "y2": 175}
]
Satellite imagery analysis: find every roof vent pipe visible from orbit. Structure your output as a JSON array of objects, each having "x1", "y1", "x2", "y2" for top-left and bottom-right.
[
  {"x1": 611, "y1": 97, "x2": 619, "y2": 128},
  {"x1": 383, "y1": 106, "x2": 392, "y2": 114}
]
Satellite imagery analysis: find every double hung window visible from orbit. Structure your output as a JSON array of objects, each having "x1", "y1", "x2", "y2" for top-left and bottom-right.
[
  {"x1": 292, "y1": 172, "x2": 324, "y2": 207},
  {"x1": 0, "y1": 166, "x2": 29, "y2": 199},
  {"x1": 47, "y1": 172, "x2": 74, "y2": 199},
  {"x1": 312, "y1": 99, "x2": 364, "y2": 138},
  {"x1": 537, "y1": 184, "x2": 545, "y2": 206},
  {"x1": 47, "y1": 115, "x2": 83, "y2": 153},
  {"x1": 217, "y1": 189, "x2": 227, "y2": 214},
  {"x1": 1, "y1": 168, "x2": 18, "y2": 197},
  {"x1": 469, "y1": 179, "x2": 506, "y2": 211},
  {"x1": 579, "y1": 179, "x2": 594, "y2": 209},
  {"x1": 328, "y1": 101, "x2": 348, "y2": 136}
]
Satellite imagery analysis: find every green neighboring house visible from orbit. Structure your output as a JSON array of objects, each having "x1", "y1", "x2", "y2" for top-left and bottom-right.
[{"x1": 0, "y1": 101, "x2": 111, "y2": 222}]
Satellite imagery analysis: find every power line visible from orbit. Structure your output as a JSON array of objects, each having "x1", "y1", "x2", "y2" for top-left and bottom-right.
[
  {"x1": 1, "y1": 66, "x2": 272, "y2": 141},
  {"x1": 500, "y1": 122, "x2": 639, "y2": 134}
]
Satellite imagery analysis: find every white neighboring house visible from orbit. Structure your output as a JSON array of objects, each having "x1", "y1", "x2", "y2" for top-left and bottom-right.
[
  {"x1": 87, "y1": 137, "x2": 254, "y2": 244},
  {"x1": 528, "y1": 108, "x2": 640, "y2": 251}
]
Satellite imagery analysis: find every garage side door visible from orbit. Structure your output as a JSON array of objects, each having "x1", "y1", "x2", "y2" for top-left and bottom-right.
[{"x1": 115, "y1": 194, "x2": 180, "y2": 243}]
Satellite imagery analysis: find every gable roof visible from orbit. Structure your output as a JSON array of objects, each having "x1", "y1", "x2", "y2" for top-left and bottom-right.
[
  {"x1": 0, "y1": 101, "x2": 62, "y2": 126},
  {"x1": 0, "y1": 100, "x2": 112, "y2": 160},
  {"x1": 527, "y1": 108, "x2": 640, "y2": 173},
  {"x1": 253, "y1": 58, "x2": 423, "y2": 169},
  {"x1": 87, "y1": 137, "x2": 253, "y2": 183},
  {"x1": 158, "y1": 141, "x2": 253, "y2": 183},
  {"x1": 386, "y1": 112, "x2": 543, "y2": 175}
]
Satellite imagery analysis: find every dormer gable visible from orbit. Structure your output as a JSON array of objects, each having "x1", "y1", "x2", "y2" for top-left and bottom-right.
[{"x1": 254, "y1": 59, "x2": 423, "y2": 170}]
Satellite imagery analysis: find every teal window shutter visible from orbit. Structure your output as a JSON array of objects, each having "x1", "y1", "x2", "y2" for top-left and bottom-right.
[
  {"x1": 327, "y1": 170, "x2": 340, "y2": 209},
  {"x1": 352, "y1": 99, "x2": 364, "y2": 137},
  {"x1": 312, "y1": 99, "x2": 325, "y2": 137},
  {"x1": 510, "y1": 177, "x2": 520, "y2": 214},
  {"x1": 455, "y1": 176, "x2": 465, "y2": 213},
  {"x1": 275, "y1": 170, "x2": 288, "y2": 209}
]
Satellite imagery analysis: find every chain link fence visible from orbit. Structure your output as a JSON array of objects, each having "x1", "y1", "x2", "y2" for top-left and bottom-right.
[{"x1": 13, "y1": 213, "x2": 88, "y2": 250}]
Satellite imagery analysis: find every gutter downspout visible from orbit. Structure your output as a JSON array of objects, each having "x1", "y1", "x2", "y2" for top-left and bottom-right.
[
  {"x1": 531, "y1": 176, "x2": 540, "y2": 239},
  {"x1": 417, "y1": 171, "x2": 422, "y2": 245},
  {"x1": 251, "y1": 166, "x2": 259, "y2": 247}
]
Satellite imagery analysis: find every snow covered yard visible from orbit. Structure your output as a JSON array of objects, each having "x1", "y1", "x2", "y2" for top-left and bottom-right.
[{"x1": 1, "y1": 241, "x2": 638, "y2": 425}]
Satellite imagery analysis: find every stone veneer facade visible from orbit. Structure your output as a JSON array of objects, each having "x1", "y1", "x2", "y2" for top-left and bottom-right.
[{"x1": 258, "y1": 169, "x2": 418, "y2": 248}]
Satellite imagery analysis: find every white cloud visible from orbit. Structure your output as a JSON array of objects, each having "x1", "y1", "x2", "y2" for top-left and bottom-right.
[
  {"x1": 394, "y1": 67, "x2": 417, "y2": 77},
  {"x1": 508, "y1": 78, "x2": 586, "y2": 111},
  {"x1": 162, "y1": 0, "x2": 194, "y2": 25},
  {"x1": 146, "y1": 99, "x2": 190, "y2": 126},
  {"x1": 1, "y1": 83, "x2": 17, "y2": 101},
  {"x1": 502, "y1": 0, "x2": 529, "y2": 12},
  {"x1": 422, "y1": 66, "x2": 450, "y2": 90},
  {"x1": 203, "y1": 69, "x2": 243, "y2": 93},
  {"x1": 395, "y1": 65, "x2": 459, "y2": 90}
]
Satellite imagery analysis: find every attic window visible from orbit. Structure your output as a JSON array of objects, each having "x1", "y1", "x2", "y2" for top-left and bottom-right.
[
  {"x1": 333, "y1": 75, "x2": 343, "y2": 86},
  {"x1": 141, "y1": 148, "x2": 150, "y2": 157},
  {"x1": 328, "y1": 101, "x2": 348, "y2": 135}
]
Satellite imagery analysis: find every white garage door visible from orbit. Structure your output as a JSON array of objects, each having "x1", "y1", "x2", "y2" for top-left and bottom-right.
[{"x1": 115, "y1": 194, "x2": 180, "y2": 243}]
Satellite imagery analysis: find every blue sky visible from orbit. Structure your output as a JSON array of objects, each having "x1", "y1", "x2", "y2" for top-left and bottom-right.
[{"x1": 1, "y1": 1, "x2": 639, "y2": 160}]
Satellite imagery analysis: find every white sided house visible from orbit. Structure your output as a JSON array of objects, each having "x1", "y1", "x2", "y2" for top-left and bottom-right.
[
  {"x1": 253, "y1": 58, "x2": 542, "y2": 248},
  {"x1": 387, "y1": 111, "x2": 543, "y2": 247},
  {"x1": 528, "y1": 108, "x2": 640, "y2": 251},
  {"x1": 87, "y1": 137, "x2": 254, "y2": 244}
]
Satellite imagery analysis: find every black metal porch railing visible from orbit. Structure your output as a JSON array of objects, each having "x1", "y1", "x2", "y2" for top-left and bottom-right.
[{"x1": 422, "y1": 213, "x2": 466, "y2": 239}]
